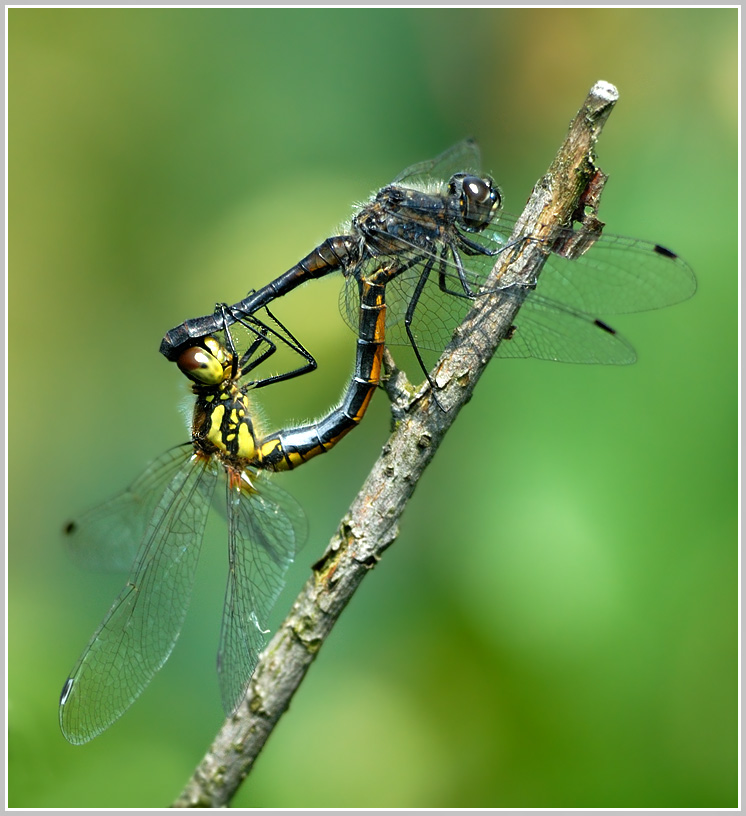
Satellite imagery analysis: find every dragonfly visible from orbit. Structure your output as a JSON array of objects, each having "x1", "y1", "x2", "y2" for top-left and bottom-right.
[
  {"x1": 159, "y1": 139, "x2": 696, "y2": 390},
  {"x1": 59, "y1": 287, "x2": 387, "y2": 744}
]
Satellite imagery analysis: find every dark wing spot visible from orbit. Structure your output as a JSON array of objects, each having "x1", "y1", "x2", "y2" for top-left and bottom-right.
[
  {"x1": 594, "y1": 319, "x2": 616, "y2": 335},
  {"x1": 63, "y1": 520, "x2": 77, "y2": 535},
  {"x1": 654, "y1": 244, "x2": 678, "y2": 259}
]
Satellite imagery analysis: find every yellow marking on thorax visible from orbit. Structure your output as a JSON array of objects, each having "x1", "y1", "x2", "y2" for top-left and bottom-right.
[
  {"x1": 237, "y1": 421, "x2": 256, "y2": 459},
  {"x1": 202, "y1": 388, "x2": 257, "y2": 460},
  {"x1": 206, "y1": 404, "x2": 227, "y2": 451}
]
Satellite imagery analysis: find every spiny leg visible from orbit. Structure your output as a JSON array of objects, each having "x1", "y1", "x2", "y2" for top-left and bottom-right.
[
  {"x1": 403, "y1": 255, "x2": 448, "y2": 410},
  {"x1": 247, "y1": 305, "x2": 317, "y2": 389}
]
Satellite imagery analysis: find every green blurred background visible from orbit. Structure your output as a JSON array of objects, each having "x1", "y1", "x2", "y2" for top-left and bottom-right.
[{"x1": 9, "y1": 7, "x2": 737, "y2": 808}]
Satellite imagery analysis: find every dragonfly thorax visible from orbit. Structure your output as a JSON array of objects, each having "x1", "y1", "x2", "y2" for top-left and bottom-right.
[
  {"x1": 353, "y1": 185, "x2": 447, "y2": 258},
  {"x1": 191, "y1": 384, "x2": 258, "y2": 463}
]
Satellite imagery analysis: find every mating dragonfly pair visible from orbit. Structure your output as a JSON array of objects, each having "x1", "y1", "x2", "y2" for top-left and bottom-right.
[{"x1": 59, "y1": 140, "x2": 696, "y2": 744}]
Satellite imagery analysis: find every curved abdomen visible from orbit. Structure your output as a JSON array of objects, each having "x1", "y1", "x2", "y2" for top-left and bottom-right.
[{"x1": 256, "y1": 271, "x2": 387, "y2": 471}]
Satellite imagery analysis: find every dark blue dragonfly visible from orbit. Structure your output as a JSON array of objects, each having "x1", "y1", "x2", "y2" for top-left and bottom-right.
[{"x1": 160, "y1": 139, "x2": 696, "y2": 384}]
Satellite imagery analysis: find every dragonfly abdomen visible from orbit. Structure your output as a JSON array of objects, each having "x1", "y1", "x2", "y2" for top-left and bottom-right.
[
  {"x1": 159, "y1": 237, "x2": 357, "y2": 361},
  {"x1": 256, "y1": 275, "x2": 386, "y2": 472}
]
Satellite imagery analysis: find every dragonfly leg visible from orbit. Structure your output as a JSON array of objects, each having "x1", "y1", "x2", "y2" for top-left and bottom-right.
[
  {"x1": 213, "y1": 304, "x2": 317, "y2": 389},
  {"x1": 438, "y1": 244, "x2": 477, "y2": 298},
  {"x1": 403, "y1": 255, "x2": 448, "y2": 408},
  {"x1": 246, "y1": 305, "x2": 317, "y2": 389},
  {"x1": 456, "y1": 232, "x2": 500, "y2": 257}
]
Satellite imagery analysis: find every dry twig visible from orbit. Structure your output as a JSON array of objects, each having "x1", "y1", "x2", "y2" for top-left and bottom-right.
[{"x1": 172, "y1": 80, "x2": 619, "y2": 808}]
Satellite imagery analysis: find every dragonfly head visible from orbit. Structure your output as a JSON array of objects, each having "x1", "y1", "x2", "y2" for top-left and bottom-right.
[
  {"x1": 449, "y1": 173, "x2": 502, "y2": 233},
  {"x1": 176, "y1": 336, "x2": 233, "y2": 387}
]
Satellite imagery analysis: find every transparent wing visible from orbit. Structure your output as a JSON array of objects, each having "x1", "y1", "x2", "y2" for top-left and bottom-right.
[
  {"x1": 393, "y1": 138, "x2": 482, "y2": 186},
  {"x1": 342, "y1": 266, "x2": 638, "y2": 365},
  {"x1": 483, "y1": 212, "x2": 698, "y2": 316},
  {"x1": 494, "y1": 292, "x2": 637, "y2": 364},
  {"x1": 63, "y1": 444, "x2": 193, "y2": 573},
  {"x1": 59, "y1": 449, "x2": 217, "y2": 745},
  {"x1": 217, "y1": 472, "x2": 306, "y2": 716},
  {"x1": 368, "y1": 266, "x2": 478, "y2": 353},
  {"x1": 339, "y1": 209, "x2": 695, "y2": 366}
]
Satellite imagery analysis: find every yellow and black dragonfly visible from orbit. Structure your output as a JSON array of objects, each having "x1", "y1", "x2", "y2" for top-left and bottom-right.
[
  {"x1": 159, "y1": 139, "x2": 696, "y2": 387},
  {"x1": 60, "y1": 276, "x2": 387, "y2": 744}
]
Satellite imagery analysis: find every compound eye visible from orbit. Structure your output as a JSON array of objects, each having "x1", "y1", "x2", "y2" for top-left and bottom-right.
[
  {"x1": 462, "y1": 175, "x2": 490, "y2": 204},
  {"x1": 456, "y1": 173, "x2": 500, "y2": 232},
  {"x1": 177, "y1": 345, "x2": 225, "y2": 385}
]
